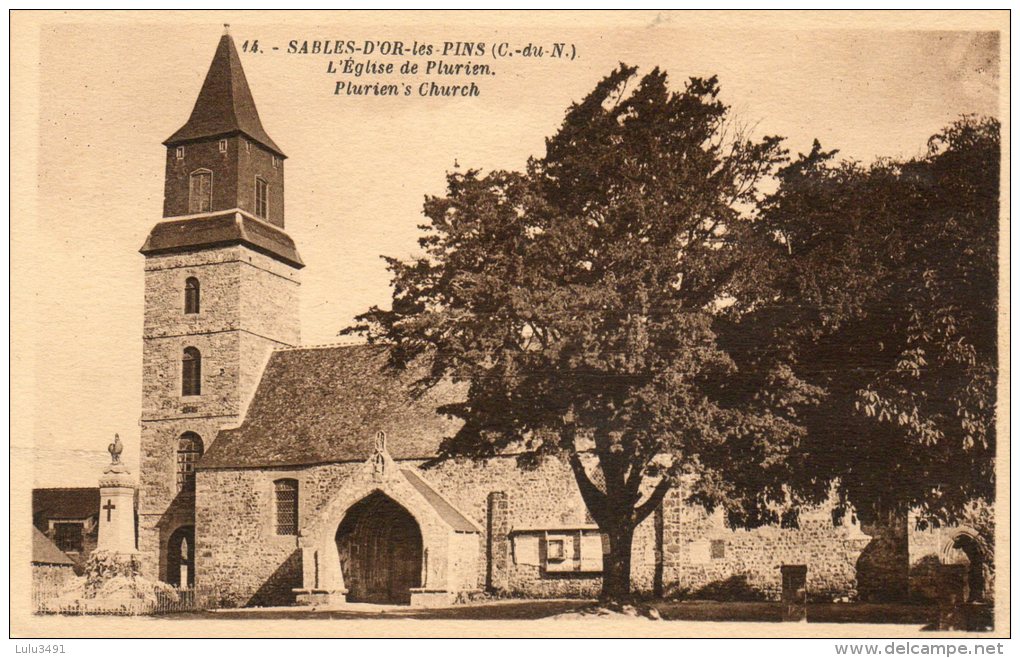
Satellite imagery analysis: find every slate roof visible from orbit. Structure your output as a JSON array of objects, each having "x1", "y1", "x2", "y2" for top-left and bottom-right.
[
  {"x1": 140, "y1": 211, "x2": 304, "y2": 268},
  {"x1": 32, "y1": 527, "x2": 75, "y2": 566},
  {"x1": 401, "y1": 469, "x2": 478, "y2": 533},
  {"x1": 32, "y1": 488, "x2": 100, "y2": 530},
  {"x1": 164, "y1": 33, "x2": 285, "y2": 157},
  {"x1": 201, "y1": 345, "x2": 466, "y2": 469}
]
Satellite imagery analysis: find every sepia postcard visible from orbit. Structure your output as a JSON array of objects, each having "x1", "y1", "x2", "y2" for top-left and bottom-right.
[{"x1": 9, "y1": 9, "x2": 1010, "y2": 642}]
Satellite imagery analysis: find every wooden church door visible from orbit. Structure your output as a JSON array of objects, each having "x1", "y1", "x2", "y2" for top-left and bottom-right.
[{"x1": 336, "y1": 493, "x2": 423, "y2": 604}]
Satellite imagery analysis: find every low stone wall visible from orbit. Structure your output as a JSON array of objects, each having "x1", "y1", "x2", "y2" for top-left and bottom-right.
[
  {"x1": 661, "y1": 488, "x2": 872, "y2": 602},
  {"x1": 32, "y1": 563, "x2": 76, "y2": 595}
]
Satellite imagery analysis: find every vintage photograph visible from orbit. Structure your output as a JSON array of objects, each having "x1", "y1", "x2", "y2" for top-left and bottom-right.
[{"x1": 10, "y1": 10, "x2": 1008, "y2": 640}]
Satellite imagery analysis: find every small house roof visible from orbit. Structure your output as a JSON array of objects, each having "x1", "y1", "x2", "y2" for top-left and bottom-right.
[
  {"x1": 32, "y1": 527, "x2": 75, "y2": 566},
  {"x1": 32, "y1": 487, "x2": 100, "y2": 529}
]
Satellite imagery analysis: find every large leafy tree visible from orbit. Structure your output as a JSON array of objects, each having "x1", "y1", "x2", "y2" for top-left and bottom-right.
[
  {"x1": 347, "y1": 66, "x2": 799, "y2": 599},
  {"x1": 735, "y1": 116, "x2": 999, "y2": 533}
]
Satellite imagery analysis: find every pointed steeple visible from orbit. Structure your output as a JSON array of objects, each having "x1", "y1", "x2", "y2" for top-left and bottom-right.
[{"x1": 164, "y1": 30, "x2": 284, "y2": 157}]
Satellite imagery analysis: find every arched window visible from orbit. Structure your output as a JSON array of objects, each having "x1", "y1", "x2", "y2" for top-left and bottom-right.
[
  {"x1": 188, "y1": 169, "x2": 212, "y2": 213},
  {"x1": 182, "y1": 347, "x2": 201, "y2": 396},
  {"x1": 176, "y1": 432, "x2": 204, "y2": 493},
  {"x1": 184, "y1": 277, "x2": 200, "y2": 314},
  {"x1": 274, "y1": 479, "x2": 298, "y2": 535}
]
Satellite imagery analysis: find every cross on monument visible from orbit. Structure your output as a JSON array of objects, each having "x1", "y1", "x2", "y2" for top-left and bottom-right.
[{"x1": 103, "y1": 499, "x2": 116, "y2": 522}]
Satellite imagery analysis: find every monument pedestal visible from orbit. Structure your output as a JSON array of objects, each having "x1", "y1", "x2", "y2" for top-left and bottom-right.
[{"x1": 97, "y1": 461, "x2": 137, "y2": 554}]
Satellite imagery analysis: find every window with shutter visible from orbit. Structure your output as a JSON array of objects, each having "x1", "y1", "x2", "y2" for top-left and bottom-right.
[
  {"x1": 255, "y1": 177, "x2": 269, "y2": 219},
  {"x1": 189, "y1": 170, "x2": 212, "y2": 213}
]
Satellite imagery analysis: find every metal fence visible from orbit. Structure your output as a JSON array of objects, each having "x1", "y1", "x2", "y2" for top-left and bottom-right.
[{"x1": 33, "y1": 581, "x2": 213, "y2": 615}]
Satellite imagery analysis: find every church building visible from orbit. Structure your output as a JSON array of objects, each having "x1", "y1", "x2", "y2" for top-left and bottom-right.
[{"x1": 135, "y1": 30, "x2": 986, "y2": 608}]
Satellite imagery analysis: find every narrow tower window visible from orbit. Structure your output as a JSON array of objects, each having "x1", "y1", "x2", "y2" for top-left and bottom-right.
[
  {"x1": 176, "y1": 146, "x2": 184, "y2": 160},
  {"x1": 255, "y1": 177, "x2": 269, "y2": 219},
  {"x1": 176, "y1": 432, "x2": 204, "y2": 493},
  {"x1": 184, "y1": 277, "x2": 200, "y2": 314},
  {"x1": 188, "y1": 169, "x2": 212, "y2": 213},
  {"x1": 274, "y1": 479, "x2": 298, "y2": 535},
  {"x1": 218, "y1": 139, "x2": 228, "y2": 153},
  {"x1": 182, "y1": 347, "x2": 201, "y2": 396}
]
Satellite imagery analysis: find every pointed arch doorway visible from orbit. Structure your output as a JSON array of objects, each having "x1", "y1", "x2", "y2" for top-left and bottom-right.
[
  {"x1": 167, "y1": 525, "x2": 195, "y2": 588},
  {"x1": 335, "y1": 492, "x2": 423, "y2": 604}
]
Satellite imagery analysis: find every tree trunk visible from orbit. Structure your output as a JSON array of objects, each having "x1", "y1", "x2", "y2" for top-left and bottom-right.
[
  {"x1": 857, "y1": 510, "x2": 910, "y2": 602},
  {"x1": 601, "y1": 524, "x2": 635, "y2": 602}
]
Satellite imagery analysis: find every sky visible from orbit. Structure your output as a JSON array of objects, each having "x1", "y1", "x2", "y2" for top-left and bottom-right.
[{"x1": 13, "y1": 12, "x2": 1001, "y2": 487}]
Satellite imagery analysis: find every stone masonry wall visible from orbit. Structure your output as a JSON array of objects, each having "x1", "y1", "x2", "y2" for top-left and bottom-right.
[
  {"x1": 660, "y1": 489, "x2": 871, "y2": 602},
  {"x1": 198, "y1": 456, "x2": 659, "y2": 604},
  {"x1": 425, "y1": 456, "x2": 661, "y2": 597},
  {"x1": 195, "y1": 468, "x2": 304, "y2": 607},
  {"x1": 197, "y1": 454, "x2": 881, "y2": 606},
  {"x1": 139, "y1": 416, "x2": 234, "y2": 580},
  {"x1": 238, "y1": 250, "x2": 301, "y2": 344}
]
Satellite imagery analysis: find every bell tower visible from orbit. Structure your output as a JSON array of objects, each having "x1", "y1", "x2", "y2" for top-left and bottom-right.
[{"x1": 137, "y1": 27, "x2": 303, "y2": 584}]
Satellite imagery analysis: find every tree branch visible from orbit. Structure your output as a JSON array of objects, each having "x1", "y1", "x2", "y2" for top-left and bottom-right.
[
  {"x1": 568, "y1": 451, "x2": 608, "y2": 526},
  {"x1": 632, "y1": 474, "x2": 675, "y2": 525}
]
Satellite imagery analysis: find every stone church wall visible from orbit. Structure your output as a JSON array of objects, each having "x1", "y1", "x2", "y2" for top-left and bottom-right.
[
  {"x1": 196, "y1": 454, "x2": 878, "y2": 606},
  {"x1": 425, "y1": 457, "x2": 665, "y2": 597},
  {"x1": 238, "y1": 250, "x2": 301, "y2": 347},
  {"x1": 143, "y1": 250, "x2": 242, "y2": 341},
  {"x1": 195, "y1": 467, "x2": 306, "y2": 607}
]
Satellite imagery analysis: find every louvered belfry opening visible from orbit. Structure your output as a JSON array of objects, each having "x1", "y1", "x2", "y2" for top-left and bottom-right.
[{"x1": 335, "y1": 492, "x2": 423, "y2": 604}]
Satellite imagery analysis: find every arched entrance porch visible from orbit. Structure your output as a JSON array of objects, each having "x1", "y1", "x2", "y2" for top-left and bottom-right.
[
  {"x1": 294, "y1": 443, "x2": 481, "y2": 607},
  {"x1": 336, "y1": 492, "x2": 423, "y2": 604}
]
